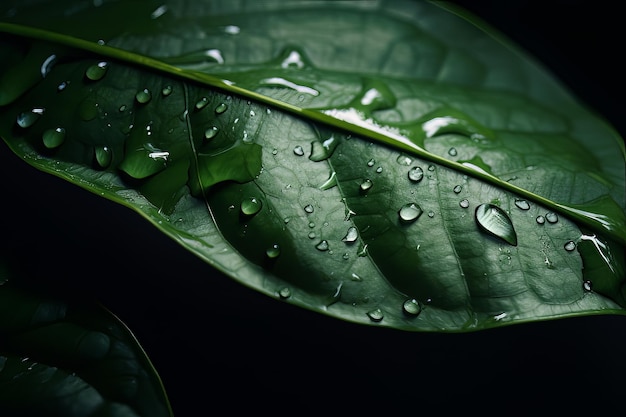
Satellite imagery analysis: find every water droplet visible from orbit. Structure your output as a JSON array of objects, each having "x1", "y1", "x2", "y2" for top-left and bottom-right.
[
  {"x1": 367, "y1": 308, "x2": 384, "y2": 322},
  {"x1": 515, "y1": 199, "x2": 530, "y2": 210},
  {"x1": 427, "y1": 210, "x2": 435, "y2": 218},
  {"x1": 161, "y1": 85, "x2": 173, "y2": 96},
  {"x1": 308, "y1": 232, "x2": 316, "y2": 239},
  {"x1": 367, "y1": 158, "x2": 375, "y2": 167},
  {"x1": 396, "y1": 154, "x2": 413, "y2": 166},
  {"x1": 57, "y1": 81, "x2": 70, "y2": 92},
  {"x1": 42, "y1": 127, "x2": 65, "y2": 149},
  {"x1": 398, "y1": 203, "x2": 423, "y2": 223},
  {"x1": 215, "y1": 103, "x2": 228, "y2": 114},
  {"x1": 266, "y1": 244, "x2": 281, "y2": 259},
  {"x1": 459, "y1": 199, "x2": 470, "y2": 208},
  {"x1": 453, "y1": 185, "x2": 462, "y2": 194},
  {"x1": 95, "y1": 145, "x2": 112, "y2": 168},
  {"x1": 272, "y1": 148, "x2": 278, "y2": 155},
  {"x1": 304, "y1": 204, "x2": 314, "y2": 214},
  {"x1": 293, "y1": 145, "x2": 305, "y2": 156},
  {"x1": 278, "y1": 287, "x2": 291, "y2": 299},
  {"x1": 118, "y1": 104, "x2": 127, "y2": 112},
  {"x1": 135, "y1": 88, "x2": 152, "y2": 104},
  {"x1": 85, "y1": 61, "x2": 108, "y2": 81},
  {"x1": 546, "y1": 212, "x2": 559, "y2": 224},
  {"x1": 16, "y1": 108, "x2": 45, "y2": 128},
  {"x1": 402, "y1": 299, "x2": 422, "y2": 316},
  {"x1": 428, "y1": 165, "x2": 435, "y2": 171},
  {"x1": 204, "y1": 126, "x2": 219, "y2": 140},
  {"x1": 195, "y1": 97, "x2": 209, "y2": 110},
  {"x1": 403, "y1": 167, "x2": 423, "y2": 184},
  {"x1": 342, "y1": 226, "x2": 358, "y2": 243},
  {"x1": 360, "y1": 179, "x2": 373, "y2": 193},
  {"x1": 448, "y1": 147, "x2": 457, "y2": 156},
  {"x1": 583, "y1": 280, "x2": 593, "y2": 292},
  {"x1": 308, "y1": 221, "x2": 315, "y2": 228},
  {"x1": 475, "y1": 203, "x2": 517, "y2": 246},
  {"x1": 309, "y1": 135, "x2": 339, "y2": 162},
  {"x1": 40, "y1": 54, "x2": 57, "y2": 78},
  {"x1": 564, "y1": 240, "x2": 576, "y2": 252},
  {"x1": 316, "y1": 240, "x2": 329, "y2": 251},
  {"x1": 240, "y1": 197, "x2": 262, "y2": 217},
  {"x1": 536, "y1": 215, "x2": 545, "y2": 225}
]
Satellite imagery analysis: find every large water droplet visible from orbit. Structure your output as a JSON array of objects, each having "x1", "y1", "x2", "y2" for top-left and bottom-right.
[
  {"x1": 42, "y1": 127, "x2": 65, "y2": 149},
  {"x1": 16, "y1": 108, "x2": 45, "y2": 128},
  {"x1": 402, "y1": 299, "x2": 422, "y2": 316},
  {"x1": 215, "y1": 103, "x2": 228, "y2": 114},
  {"x1": 360, "y1": 179, "x2": 373, "y2": 193},
  {"x1": 342, "y1": 226, "x2": 358, "y2": 243},
  {"x1": 408, "y1": 166, "x2": 424, "y2": 183},
  {"x1": 367, "y1": 308, "x2": 384, "y2": 322},
  {"x1": 515, "y1": 199, "x2": 530, "y2": 210},
  {"x1": 398, "y1": 203, "x2": 423, "y2": 223},
  {"x1": 546, "y1": 212, "x2": 559, "y2": 224},
  {"x1": 304, "y1": 204, "x2": 314, "y2": 214},
  {"x1": 475, "y1": 203, "x2": 517, "y2": 246},
  {"x1": 135, "y1": 88, "x2": 152, "y2": 104},
  {"x1": 85, "y1": 61, "x2": 108, "y2": 81},
  {"x1": 240, "y1": 197, "x2": 262, "y2": 217}
]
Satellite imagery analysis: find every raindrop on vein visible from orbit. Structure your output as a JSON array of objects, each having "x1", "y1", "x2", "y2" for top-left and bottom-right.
[{"x1": 475, "y1": 203, "x2": 517, "y2": 246}]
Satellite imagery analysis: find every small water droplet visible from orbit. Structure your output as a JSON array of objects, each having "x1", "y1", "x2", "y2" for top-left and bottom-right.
[
  {"x1": 85, "y1": 61, "x2": 108, "y2": 81},
  {"x1": 367, "y1": 308, "x2": 384, "y2": 322},
  {"x1": 161, "y1": 85, "x2": 173, "y2": 96},
  {"x1": 546, "y1": 212, "x2": 559, "y2": 224},
  {"x1": 135, "y1": 88, "x2": 152, "y2": 104},
  {"x1": 398, "y1": 203, "x2": 423, "y2": 223},
  {"x1": 428, "y1": 165, "x2": 435, "y2": 171},
  {"x1": 427, "y1": 210, "x2": 435, "y2": 218},
  {"x1": 402, "y1": 299, "x2": 422, "y2": 316},
  {"x1": 583, "y1": 280, "x2": 593, "y2": 292},
  {"x1": 459, "y1": 199, "x2": 470, "y2": 208},
  {"x1": 118, "y1": 104, "x2": 127, "y2": 112},
  {"x1": 204, "y1": 126, "x2": 219, "y2": 140},
  {"x1": 453, "y1": 185, "x2": 462, "y2": 194},
  {"x1": 396, "y1": 154, "x2": 412, "y2": 166},
  {"x1": 316, "y1": 240, "x2": 329, "y2": 251},
  {"x1": 195, "y1": 97, "x2": 209, "y2": 110},
  {"x1": 342, "y1": 226, "x2": 358, "y2": 243},
  {"x1": 375, "y1": 166, "x2": 383, "y2": 173},
  {"x1": 304, "y1": 204, "x2": 314, "y2": 214},
  {"x1": 564, "y1": 240, "x2": 576, "y2": 252},
  {"x1": 240, "y1": 197, "x2": 262, "y2": 217},
  {"x1": 95, "y1": 146, "x2": 112, "y2": 168},
  {"x1": 278, "y1": 287, "x2": 291, "y2": 299},
  {"x1": 215, "y1": 102, "x2": 228, "y2": 114},
  {"x1": 536, "y1": 215, "x2": 545, "y2": 225},
  {"x1": 308, "y1": 221, "x2": 315, "y2": 228},
  {"x1": 448, "y1": 147, "x2": 457, "y2": 156},
  {"x1": 272, "y1": 148, "x2": 278, "y2": 155},
  {"x1": 308, "y1": 232, "x2": 316, "y2": 239},
  {"x1": 367, "y1": 158, "x2": 375, "y2": 167},
  {"x1": 515, "y1": 199, "x2": 530, "y2": 210},
  {"x1": 40, "y1": 54, "x2": 57, "y2": 78},
  {"x1": 408, "y1": 166, "x2": 424, "y2": 183},
  {"x1": 16, "y1": 108, "x2": 45, "y2": 128},
  {"x1": 475, "y1": 203, "x2": 517, "y2": 246},
  {"x1": 42, "y1": 127, "x2": 65, "y2": 149},
  {"x1": 293, "y1": 145, "x2": 305, "y2": 156},
  {"x1": 57, "y1": 81, "x2": 70, "y2": 92},
  {"x1": 360, "y1": 179, "x2": 373, "y2": 193},
  {"x1": 266, "y1": 244, "x2": 281, "y2": 259}
]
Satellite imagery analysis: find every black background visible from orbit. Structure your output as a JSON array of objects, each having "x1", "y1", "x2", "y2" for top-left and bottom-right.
[{"x1": 1, "y1": 1, "x2": 625, "y2": 416}]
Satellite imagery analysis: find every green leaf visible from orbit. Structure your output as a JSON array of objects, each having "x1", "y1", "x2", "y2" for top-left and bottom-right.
[
  {"x1": 0, "y1": 260, "x2": 172, "y2": 416},
  {"x1": 0, "y1": 0, "x2": 624, "y2": 335}
]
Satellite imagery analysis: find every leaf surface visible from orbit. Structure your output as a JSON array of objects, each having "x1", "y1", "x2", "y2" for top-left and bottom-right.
[{"x1": 0, "y1": 0, "x2": 624, "y2": 335}]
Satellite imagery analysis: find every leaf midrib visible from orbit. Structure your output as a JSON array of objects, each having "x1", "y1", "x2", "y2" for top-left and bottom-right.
[{"x1": 0, "y1": 22, "x2": 623, "y2": 245}]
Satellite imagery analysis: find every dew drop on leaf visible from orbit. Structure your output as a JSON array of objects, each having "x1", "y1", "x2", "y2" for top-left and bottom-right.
[
  {"x1": 195, "y1": 97, "x2": 209, "y2": 110},
  {"x1": 402, "y1": 299, "x2": 422, "y2": 316},
  {"x1": 16, "y1": 107, "x2": 44, "y2": 128},
  {"x1": 42, "y1": 127, "x2": 65, "y2": 149},
  {"x1": 536, "y1": 215, "x2": 545, "y2": 225},
  {"x1": 94, "y1": 145, "x2": 112, "y2": 168},
  {"x1": 304, "y1": 204, "x2": 314, "y2": 214},
  {"x1": 315, "y1": 240, "x2": 329, "y2": 251},
  {"x1": 204, "y1": 126, "x2": 219, "y2": 140},
  {"x1": 398, "y1": 203, "x2": 423, "y2": 223},
  {"x1": 448, "y1": 147, "x2": 457, "y2": 156},
  {"x1": 367, "y1": 308, "x2": 384, "y2": 322},
  {"x1": 514, "y1": 199, "x2": 530, "y2": 210},
  {"x1": 564, "y1": 240, "x2": 576, "y2": 251},
  {"x1": 408, "y1": 166, "x2": 424, "y2": 182},
  {"x1": 293, "y1": 145, "x2": 305, "y2": 156},
  {"x1": 161, "y1": 85, "x2": 173, "y2": 96},
  {"x1": 215, "y1": 102, "x2": 228, "y2": 114},
  {"x1": 360, "y1": 179, "x2": 373, "y2": 193},
  {"x1": 57, "y1": 81, "x2": 69, "y2": 92},
  {"x1": 135, "y1": 88, "x2": 152, "y2": 104},
  {"x1": 240, "y1": 197, "x2": 262, "y2": 216},
  {"x1": 342, "y1": 226, "x2": 358, "y2": 243},
  {"x1": 84, "y1": 61, "x2": 108, "y2": 81},
  {"x1": 266, "y1": 244, "x2": 281, "y2": 259},
  {"x1": 453, "y1": 185, "x2": 462, "y2": 194},
  {"x1": 583, "y1": 280, "x2": 593, "y2": 292},
  {"x1": 474, "y1": 203, "x2": 517, "y2": 246},
  {"x1": 367, "y1": 158, "x2": 375, "y2": 167},
  {"x1": 459, "y1": 199, "x2": 470, "y2": 208},
  {"x1": 546, "y1": 212, "x2": 559, "y2": 224},
  {"x1": 278, "y1": 287, "x2": 291, "y2": 299}
]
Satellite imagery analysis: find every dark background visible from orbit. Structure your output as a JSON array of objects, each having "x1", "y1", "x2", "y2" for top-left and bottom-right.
[{"x1": 1, "y1": 1, "x2": 625, "y2": 416}]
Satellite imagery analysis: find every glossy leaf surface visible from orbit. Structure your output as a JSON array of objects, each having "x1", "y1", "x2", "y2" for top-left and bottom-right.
[{"x1": 0, "y1": 0, "x2": 624, "y2": 336}]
